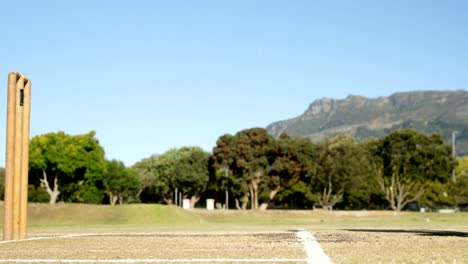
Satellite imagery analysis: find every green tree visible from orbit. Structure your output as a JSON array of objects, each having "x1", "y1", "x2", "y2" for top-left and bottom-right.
[
  {"x1": 263, "y1": 134, "x2": 316, "y2": 210},
  {"x1": 135, "y1": 147, "x2": 210, "y2": 208},
  {"x1": 152, "y1": 149, "x2": 184, "y2": 204},
  {"x1": 28, "y1": 131, "x2": 107, "y2": 204},
  {"x1": 131, "y1": 155, "x2": 161, "y2": 203},
  {"x1": 176, "y1": 147, "x2": 211, "y2": 208},
  {"x1": 374, "y1": 129, "x2": 456, "y2": 211},
  {"x1": 233, "y1": 128, "x2": 274, "y2": 210},
  {"x1": 211, "y1": 134, "x2": 248, "y2": 209},
  {"x1": 356, "y1": 139, "x2": 388, "y2": 210},
  {"x1": 312, "y1": 136, "x2": 371, "y2": 210},
  {"x1": 450, "y1": 156, "x2": 468, "y2": 206},
  {"x1": 212, "y1": 129, "x2": 316, "y2": 210},
  {"x1": 103, "y1": 160, "x2": 140, "y2": 205}
]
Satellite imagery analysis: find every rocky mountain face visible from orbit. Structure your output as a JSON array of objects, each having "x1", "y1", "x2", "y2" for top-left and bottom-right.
[{"x1": 266, "y1": 90, "x2": 468, "y2": 156}]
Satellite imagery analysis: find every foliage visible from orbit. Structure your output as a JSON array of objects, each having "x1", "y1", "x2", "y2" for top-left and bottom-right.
[
  {"x1": 450, "y1": 156, "x2": 468, "y2": 206},
  {"x1": 212, "y1": 129, "x2": 318, "y2": 210},
  {"x1": 23, "y1": 127, "x2": 462, "y2": 211},
  {"x1": 373, "y1": 129, "x2": 456, "y2": 211},
  {"x1": 273, "y1": 179, "x2": 313, "y2": 209},
  {"x1": 134, "y1": 147, "x2": 210, "y2": 208},
  {"x1": 27, "y1": 185, "x2": 49, "y2": 202},
  {"x1": 211, "y1": 134, "x2": 249, "y2": 209},
  {"x1": 175, "y1": 147, "x2": 211, "y2": 207},
  {"x1": 266, "y1": 134, "x2": 316, "y2": 209},
  {"x1": 103, "y1": 160, "x2": 140, "y2": 205},
  {"x1": 311, "y1": 136, "x2": 372, "y2": 210},
  {"x1": 419, "y1": 181, "x2": 452, "y2": 208},
  {"x1": 72, "y1": 184, "x2": 104, "y2": 204},
  {"x1": 212, "y1": 128, "x2": 277, "y2": 210},
  {"x1": 28, "y1": 131, "x2": 107, "y2": 204},
  {"x1": 354, "y1": 139, "x2": 392, "y2": 210},
  {"x1": 233, "y1": 128, "x2": 274, "y2": 210},
  {"x1": 131, "y1": 155, "x2": 162, "y2": 203}
]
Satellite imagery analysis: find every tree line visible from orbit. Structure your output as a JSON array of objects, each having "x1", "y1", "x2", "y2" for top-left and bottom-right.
[{"x1": 0, "y1": 128, "x2": 467, "y2": 211}]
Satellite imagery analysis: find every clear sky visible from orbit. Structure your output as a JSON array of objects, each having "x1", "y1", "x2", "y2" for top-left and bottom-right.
[{"x1": 1, "y1": 0, "x2": 467, "y2": 166}]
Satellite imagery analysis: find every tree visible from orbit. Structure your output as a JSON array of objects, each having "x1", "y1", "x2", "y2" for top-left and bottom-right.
[
  {"x1": 28, "y1": 131, "x2": 107, "y2": 204},
  {"x1": 134, "y1": 147, "x2": 210, "y2": 208},
  {"x1": 354, "y1": 139, "x2": 388, "y2": 210},
  {"x1": 145, "y1": 152, "x2": 178, "y2": 205},
  {"x1": 234, "y1": 128, "x2": 274, "y2": 210},
  {"x1": 311, "y1": 136, "x2": 371, "y2": 210},
  {"x1": 103, "y1": 160, "x2": 140, "y2": 205},
  {"x1": 374, "y1": 129, "x2": 456, "y2": 211},
  {"x1": 263, "y1": 134, "x2": 316, "y2": 210},
  {"x1": 131, "y1": 155, "x2": 161, "y2": 203},
  {"x1": 211, "y1": 134, "x2": 248, "y2": 209},
  {"x1": 212, "y1": 129, "x2": 317, "y2": 210},
  {"x1": 176, "y1": 147, "x2": 211, "y2": 208},
  {"x1": 450, "y1": 156, "x2": 468, "y2": 206}
]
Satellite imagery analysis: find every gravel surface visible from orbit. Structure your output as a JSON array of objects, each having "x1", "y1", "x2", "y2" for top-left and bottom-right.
[
  {"x1": 0, "y1": 232, "x2": 306, "y2": 263},
  {"x1": 314, "y1": 228, "x2": 468, "y2": 264},
  {"x1": 1, "y1": 228, "x2": 467, "y2": 263}
]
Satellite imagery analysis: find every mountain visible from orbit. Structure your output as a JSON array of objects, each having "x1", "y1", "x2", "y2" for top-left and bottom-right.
[{"x1": 266, "y1": 90, "x2": 468, "y2": 156}]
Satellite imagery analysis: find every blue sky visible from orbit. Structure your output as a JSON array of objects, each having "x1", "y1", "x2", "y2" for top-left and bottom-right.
[{"x1": 1, "y1": 0, "x2": 468, "y2": 166}]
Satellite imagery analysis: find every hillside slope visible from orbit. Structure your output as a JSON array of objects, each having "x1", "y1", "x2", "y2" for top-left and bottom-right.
[{"x1": 266, "y1": 90, "x2": 468, "y2": 155}]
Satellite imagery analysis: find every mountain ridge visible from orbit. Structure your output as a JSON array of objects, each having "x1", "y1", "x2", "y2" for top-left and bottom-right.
[{"x1": 266, "y1": 90, "x2": 468, "y2": 155}]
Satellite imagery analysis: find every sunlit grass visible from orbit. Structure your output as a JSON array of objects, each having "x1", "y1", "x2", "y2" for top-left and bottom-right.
[
  {"x1": 0, "y1": 203, "x2": 466, "y2": 229},
  {"x1": 0, "y1": 203, "x2": 204, "y2": 227},
  {"x1": 193, "y1": 209, "x2": 468, "y2": 229}
]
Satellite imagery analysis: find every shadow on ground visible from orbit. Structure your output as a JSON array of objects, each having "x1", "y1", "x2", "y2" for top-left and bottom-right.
[{"x1": 346, "y1": 229, "x2": 468, "y2": 238}]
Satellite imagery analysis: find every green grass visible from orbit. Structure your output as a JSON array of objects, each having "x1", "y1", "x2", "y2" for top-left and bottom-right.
[
  {"x1": 0, "y1": 203, "x2": 205, "y2": 227},
  {"x1": 193, "y1": 209, "x2": 468, "y2": 229},
  {"x1": 1, "y1": 203, "x2": 467, "y2": 229},
  {"x1": 1, "y1": 203, "x2": 466, "y2": 264}
]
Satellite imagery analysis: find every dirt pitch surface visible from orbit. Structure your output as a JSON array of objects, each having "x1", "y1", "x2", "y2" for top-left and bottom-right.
[
  {"x1": 0, "y1": 230, "x2": 319, "y2": 264},
  {"x1": 314, "y1": 228, "x2": 468, "y2": 263},
  {"x1": 0, "y1": 227, "x2": 467, "y2": 264}
]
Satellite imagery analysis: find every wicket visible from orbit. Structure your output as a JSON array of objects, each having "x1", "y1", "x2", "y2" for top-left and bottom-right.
[{"x1": 3, "y1": 72, "x2": 31, "y2": 241}]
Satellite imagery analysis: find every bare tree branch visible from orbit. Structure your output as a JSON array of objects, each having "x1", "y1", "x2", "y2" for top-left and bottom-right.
[{"x1": 39, "y1": 170, "x2": 60, "y2": 204}]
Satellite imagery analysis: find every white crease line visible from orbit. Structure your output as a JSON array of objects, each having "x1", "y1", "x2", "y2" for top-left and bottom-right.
[
  {"x1": 0, "y1": 259, "x2": 307, "y2": 263},
  {"x1": 1, "y1": 231, "x2": 294, "y2": 244},
  {"x1": 296, "y1": 230, "x2": 332, "y2": 264},
  {"x1": 0, "y1": 234, "x2": 96, "y2": 244}
]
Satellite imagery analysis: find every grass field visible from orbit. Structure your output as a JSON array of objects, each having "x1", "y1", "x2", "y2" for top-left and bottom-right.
[{"x1": 0, "y1": 203, "x2": 467, "y2": 263}]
